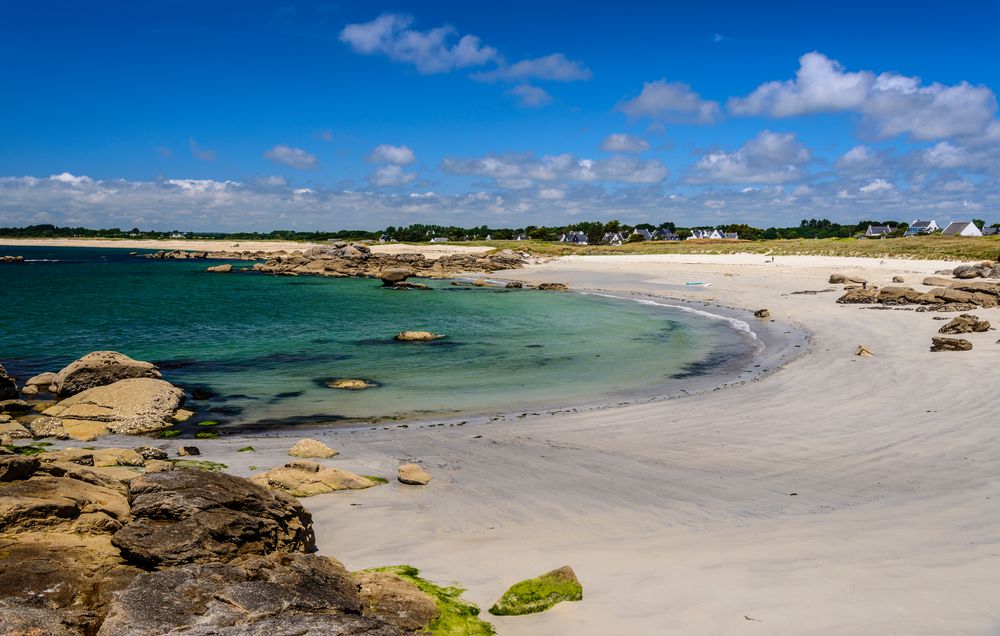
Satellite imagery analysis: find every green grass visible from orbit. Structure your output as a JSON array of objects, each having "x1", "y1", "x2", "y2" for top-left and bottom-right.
[
  {"x1": 362, "y1": 475, "x2": 388, "y2": 484},
  {"x1": 171, "y1": 459, "x2": 228, "y2": 472},
  {"x1": 454, "y1": 236, "x2": 1000, "y2": 261},
  {"x1": 365, "y1": 565, "x2": 495, "y2": 635},
  {"x1": 194, "y1": 430, "x2": 219, "y2": 439},
  {"x1": 488, "y1": 567, "x2": 582, "y2": 616},
  {"x1": 237, "y1": 445, "x2": 255, "y2": 452}
]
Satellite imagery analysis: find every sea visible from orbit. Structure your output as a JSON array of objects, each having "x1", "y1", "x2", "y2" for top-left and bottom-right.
[{"x1": 0, "y1": 246, "x2": 759, "y2": 432}]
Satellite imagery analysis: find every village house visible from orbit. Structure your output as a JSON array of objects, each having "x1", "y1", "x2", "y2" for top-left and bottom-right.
[
  {"x1": 940, "y1": 221, "x2": 983, "y2": 237},
  {"x1": 651, "y1": 228, "x2": 679, "y2": 241},
  {"x1": 602, "y1": 231, "x2": 628, "y2": 246},
  {"x1": 863, "y1": 225, "x2": 893, "y2": 238},
  {"x1": 429, "y1": 237, "x2": 449, "y2": 243},
  {"x1": 904, "y1": 219, "x2": 940, "y2": 236},
  {"x1": 687, "y1": 229, "x2": 739, "y2": 240},
  {"x1": 558, "y1": 230, "x2": 589, "y2": 245},
  {"x1": 982, "y1": 226, "x2": 1000, "y2": 236}
]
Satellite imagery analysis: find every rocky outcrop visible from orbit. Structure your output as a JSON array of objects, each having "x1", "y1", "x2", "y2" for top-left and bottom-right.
[
  {"x1": 537, "y1": 282, "x2": 569, "y2": 291},
  {"x1": 836, "y1": 278, "x2": 1000, "y2": 311},
  {"x1": 112, "y1": 470, "x2": 315, "y2": 568},
  {"x1": 250, "y1": 460, "x2": 377, "y2": 497},
  {"x1": 829, "y1": 274, "x2": 867, "y2": 284},
  {"x1": 253, "y1": 246, "x2": 523, "y2": 280},
  {"x1": 0, "y1": 363, "x2": 17, "y2": 400},
  {"x1": 380, "y1": 267, "x2": 415, "y2": 285},
  {"x1": 52, "y1": 351, "x2": 162, "y2": 396},
  {"x1": 397, "y1": 463, "x2": 432, "y2": 486},
  {"x1": 488, "y1": 566, "x2": 583, "y2": 616},
  {"x1": 358, "y1": 571, "x2": 440, "y2": 632},
  {"x1": 930, "y1": 336, "x2": 973, "y2": 352},
  {"x1": 922, "y1": 276, "x2": 956, "y2": 287},
  {"x1": 952, "y1": 261, "x2": 1000, "y2": 279},
  {"x1": 0, "y1": 255, "x2": 25, "y2": 263},
  {"x1": 29, "y1": 378, "x2": 185, "y2": 440},
  {"x1": 837, "y1": 287, "x2": 879, "y2": 304},
  {"x1": 206, "y1": 263, "x2": 233, "y2": 273},
  {"x1": 939, "y1": 314, "x2": 991, "y2": 334},
  {"x1": 395, "y1": 331, "x2": 444, "y2": 342},
  {"x1": 288, "y1": 438, "x2": 338, "y2": 458}
]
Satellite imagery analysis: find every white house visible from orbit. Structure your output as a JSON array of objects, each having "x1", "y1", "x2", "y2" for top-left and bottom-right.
[
  {"x1": 430, "y1": 237, "x2": 450, "y2": 243},
  {"x1": 602, "y1": 231, "x2": 628, "y2": 246},
  {"x1": 905, "y1": 219, "x2": 939, "y2": 236},
  {"x1": 514, "y1": 233, "x2": 529, "y2": 241},
  {"x1": 941, "y1": 221, "x2": 983, "y2": 237},
  {"x1": 558, "y1": 231, "x2": 589, "y2": 245},
  {"x1": 864, "y1": 225, "x2": 893, "y2": 238},
  {"x1": 631, "y1": 228, "x2": 654, "y2": 241},
  {"x1": 688, "y1": 229, "x2": 739, "y2": 240},
  {"x1": 651, "y1": 228, "x2": 679, "y2": 241}
]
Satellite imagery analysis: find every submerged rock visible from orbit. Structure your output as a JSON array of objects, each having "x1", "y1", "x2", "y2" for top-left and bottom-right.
[
  {"x1": 250, "y1": 460, "x2": 376, "y2": 497},
  {"x1": 206, "y1": 263, "x2": 233, "y2": 273},
  {"x1": 394, "y1": 331, "x2": 445, "y2": 342},
  {"x1": 52, "y1": 351, "x2": 162, "y2": 396},
  {"x1": 489, "y1": 566, "x2": 583, "y2": 616},
  {"x1": 288, "y1": 438, "x2": 339, "y2": 458},
  {"x1": 326, "y1": 378, "x2": 377, "y2": 390},
  {"x1": 397, "y1": 463, "x2": 432, "y2": 486}
]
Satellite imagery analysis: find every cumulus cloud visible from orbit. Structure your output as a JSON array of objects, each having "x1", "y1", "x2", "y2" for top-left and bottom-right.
[
  {"x1": 441, "y1": 152, "x2": 668, "y2": 188},
  {"x1": 600, "y1": 133, "x2": 650, "y2": 153},
  {"x1": 263, "y1": 145, "x2": 318, "y2": 170},
  {"x1": 618, "y1": 80, "x2": 722, "y2": 124},
  {"x1": 188, "y1": 138, "x2": 216, "y2": 161},
  {"x1": 688, "y1": 130, "x2": 812, "y2": 184},
  {"x1": 371, "y1": 165, "x2": 417, "y2": 187},
  {"x1": 835, "y1": 145, "x2": 882, "y2": 172},
  {"x1": 339, "y1": 13, "x2": 497, "y2": 74},
  {"x1": 729, "y1": 52, "x2": 998, "y2": 140},
  {"x1": 859, "y1": 178, "x2": 894, "y2": 193},
  {"x1": 506, "y1": 84, "x2": 552, "y2": 107},
  {"x1": 472, "y1": 53, "x2": 591, "y2": 82},
  {"x1": 368, "y1": 144, "x2": 416, "y2": 166}
]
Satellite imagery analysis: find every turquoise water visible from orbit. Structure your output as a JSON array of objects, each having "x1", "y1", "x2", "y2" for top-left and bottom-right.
[{"x1": 0, "y1": 246, "x2": 756, "y2": 431}]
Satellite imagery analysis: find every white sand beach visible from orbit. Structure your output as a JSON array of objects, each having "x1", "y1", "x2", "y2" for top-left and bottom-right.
[
  {"x1": 25, "y1": 252, "x2": 1000, "y2": 634},
  {"x1": 135, "y1": 252, "x2": 998, "y2": 635}
]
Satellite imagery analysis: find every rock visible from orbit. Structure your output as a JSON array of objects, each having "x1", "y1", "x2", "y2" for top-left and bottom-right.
[
  {"x1": 0, "y1": 418, "x2": 31, "y2": 439},
  {"x1": 892, "y1": 276, "x2": 905, "y2": 283},
  {"x1": 0, "y1": 398, "x2": 30, "y2": 413},
  {"x1": 877, "y1": 286, "x2": 923, "y2": 305},
  {"x1": 0, "y1": 455, "x2": 40, "y2": 481},
  {"x1": 397, "y1": 463, "x2": 432, "y2": 486},
  {"x1": 326, "y1": 378, "x2": 376, "y2": 390},
  {"x1": 922, "y1": 276, "x2": 956, "y2": 287},
  {"x1": 288, "y1": 438, "x2": 338, "y2": 458},
  {"x1": 25, "y1": 371, "x2": 57, "y2": 389},
  {"x1": 171, "y1": 407, "x2": 194, "y2": 422},
  {"x1": 21, "y1": 384, "x2": 39, "y2": 395},
  {"x1": 111, "y1": 470, "x2": 315, "y2": 568},
  {"x1": 177, "y1": 445, "x2": 200, "y2": 456},
  {"x1": 97, "y1": 553, "x2": 403, "y2": 636},
  {"x1": 836, "y1": 287, "x2": 879, "y2": 304},
  {"x1": 206, "y1": 263, "x2": 233, "y2": 273},
  {"x1": 93, "y1": 448, "x2": 146, "y2": 468},
  {"x1": 38, "y1": 447, "x2": 95, "y2": 465},
  {"x1": 380, "y1": 267, "x2": 415, "y2": 285},
  {"x1": 143, "y1": 459, "x2": 174, "y2": 473},
  {"x1": 855, "y1": 344, "x2": 875, "y2": 358},
  {"x1": 829, "y1": 274, "x2": 867, "y2": 284},
  {"x1": 930, "y1": 336, "x2": 973, "y2": 352},
  {"x1": 394, "y1": 331, "x2": 445, "y2": 342},
  {"x1": 0, "y1": 255, "x2": 26, "y2": 263},
  {"x1": 251, "y1": 460, "x2": 376, "y2": 497},
  {"x1": 384, "y1": 281, "x2": 431, "y2": 290},
  {"x1": 488, "y1": 566, "x2": 583, "y2": 616},
  {"x1": 939, "y1": 314, "x2": 991, "y2": 334},
  {"x1": 537, "y1": 282, "x2": 569, "y2": 291},
  {"x1": 952, "y1": 262, "x2": 998, "y2": 279},
  {"x1": 753, "y1": 309, "x2": 770, "y2": 319},
  {"x1": 133, "y1": 445, "x2": 168, "y2": 460},
  {"x1": 505, "y1": 281, "x2": 523, "y2": 288},
  {"x1": 52, "y1": 351, "x2": 162, "y2": 396},
  {"x1": 29, "y1": 378, "x2": 185, "y2": 440},
  {"x1": 357, "y1": 570, "x2": 440, "y2": 632}
]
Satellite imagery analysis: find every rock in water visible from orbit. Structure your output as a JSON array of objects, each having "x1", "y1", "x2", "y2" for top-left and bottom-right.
[
  {"x1": 489, "y1": 566, "x2": 583, "y2": 616},
  {"x1": 537, "y1": 282, "x2": 569, "y2": 291},
  {"x1": 938, "y1": 314, "x2": 991, "y2": 334},
  {"x1": 205, "y1": 263, "x2": 233, "y2": 273},
  {"x1": 380, "y1": 267, "x2": 414, "y2": 285},
  {"x1": 855, "y1": 344, "x2": 875, "y2": 358},
  {"x1": 28, "y1": 378, "x2": 185, "y2": 440},
  {"x1": 394, "y1": 331, "x2": 445, "y2": 342},
  {"x1": 288, "y1": 438, "x2": 339, "y2": 458},
  {"x1": 326, "y1": 378, "x2": 376, "y2": 390},
  {"x1": 52, "y1": 351, "x2": 162, "y2": 396},
  {"x1": 250, "y1": 460, "x2": 376, "y2": 497},
  {"x1": 0, "y1": 364, "x2": 19, "y2": 400},
  {"x1": 397, "y1": 463, "x2": 432, "y2": 485},
  {"x1": 930, "y1": 337, "x2": 973, "y2": 352},
  {"x1": 111, "y1": 470, "x2": 315, "y2": 568},
  {"x1": 505, "y1": 281, "x2": 523, "y2": 288},
  {"x1": 753, "y1": 308, "x2": 770, "y2": 319}
]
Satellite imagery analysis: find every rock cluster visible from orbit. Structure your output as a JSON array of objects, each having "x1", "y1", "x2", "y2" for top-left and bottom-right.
[
  {"x1": 1, "y1": 255, "x2": 25, "y2": 263},
  {"x1": 930, "y1": 336, "x2": 973, "y2": 352},
  {"x1": 0, "y1": 456, "x2": 440, "y2": 635},
  {"x1": 951, "y1": 261, "x2": 1000, "y2": 279},
  {"x1": 837, "y1": 276, "x2": 1000, "y2": 310},
  {"x1": 938, "y1": 314, "x2": 991, "y2": 334}
]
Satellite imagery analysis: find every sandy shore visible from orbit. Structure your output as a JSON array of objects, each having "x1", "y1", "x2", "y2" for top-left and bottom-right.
[
  {"x1": 44, "y1": 253, "x2": 1000, "y2": 634},
  {"x1": 0, "y1": 237, "x2": 492, "y2": 257}
]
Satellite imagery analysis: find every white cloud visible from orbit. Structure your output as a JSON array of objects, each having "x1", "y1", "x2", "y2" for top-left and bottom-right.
[
  {"x1": 472, "y1": 53, "x2": 591, "y2": 82},
  {"x1": 368, "y1": 144, "x2": 416, "y2": 166},
  {"x1": 859, "y1": 178, "x2": 894, "y2": 193},
  {"x1": 506, "y1": 84, "x2": 552, "y2": 107},
  {"x1": 256, "y1": 175, "x2": 288, "y2": 187},
  {"x1": 835, "y1": 145, "x2": 882, "y2": 172},
  {"x1": 600, "y1": 133, "x2": 650, "y2": 153},
  {"x1": 729, "y1": 52, "x2": 998, "y2": 141},
  {"x1": 371, "y1": 164, "x2": 417, "y2": 187},
  {"x1": 188, "y1": 138, "x2": 216, "y2": 161},
  {"x1": 49, "y1": 172, "x2": 93, "y2": 186},
  {"x1": 618, "y1": 80, "x2": 722, "y2": 124},
  {"x1": 441, "y1": 152, "x2": 667, "y2": 187},
  {"x1": 538, "y1": 188, "x2": 566, "y2": 200},
  {"x1": 688, "y1": 130, "x2": 811, "y2": 184},
  {"x1": 263, "y1": 145, "x2": 318, "y2": 170},
  {"x1": 339, "y1": 13, "x2": 497, "y2": 74}
]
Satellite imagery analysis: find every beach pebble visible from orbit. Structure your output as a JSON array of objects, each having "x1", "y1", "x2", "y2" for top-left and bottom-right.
[
  {"x1": 288, "y1": 438, "x2": 338, "y2": 459},
  {"x1": 855, "y1": 344, "x2": 875, "y2": 358},
  {"x1": 397, "y1": 463, "x2": 432, "y2": 485}
]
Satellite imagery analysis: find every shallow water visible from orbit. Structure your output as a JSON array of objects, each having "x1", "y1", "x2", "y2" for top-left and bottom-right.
[{"x1": 0, "y1": 246, "x2": 757, "y2": 430}]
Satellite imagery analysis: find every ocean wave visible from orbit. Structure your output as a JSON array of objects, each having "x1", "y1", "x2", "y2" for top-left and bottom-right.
[{"x1": 583, "y1": 292, "x2": 760, "y2": 341}]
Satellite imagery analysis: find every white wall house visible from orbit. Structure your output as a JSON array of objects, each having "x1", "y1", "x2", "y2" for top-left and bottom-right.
[
  {"x1": 905, "y1": 219, "x2": 940, "y2": 236},
  {"x1": 941, "y1": 221, "x2": 983, "y2": 237},
  {"x1": 688, "y1": 229, "x2": 739, "y2": 240}
]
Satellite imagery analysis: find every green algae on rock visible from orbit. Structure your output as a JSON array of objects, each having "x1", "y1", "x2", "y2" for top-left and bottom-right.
[
  {"x1": 488, "y1": 566, "x2": 582, "y2": 616},
  {"x1": 365, "y1": 565, "x2": 495, "y2": 635}
]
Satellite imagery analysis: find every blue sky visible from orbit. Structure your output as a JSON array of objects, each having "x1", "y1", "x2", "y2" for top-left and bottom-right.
[{"x1": 2, "y1": 0, "x2": 999, "y2": 230}]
